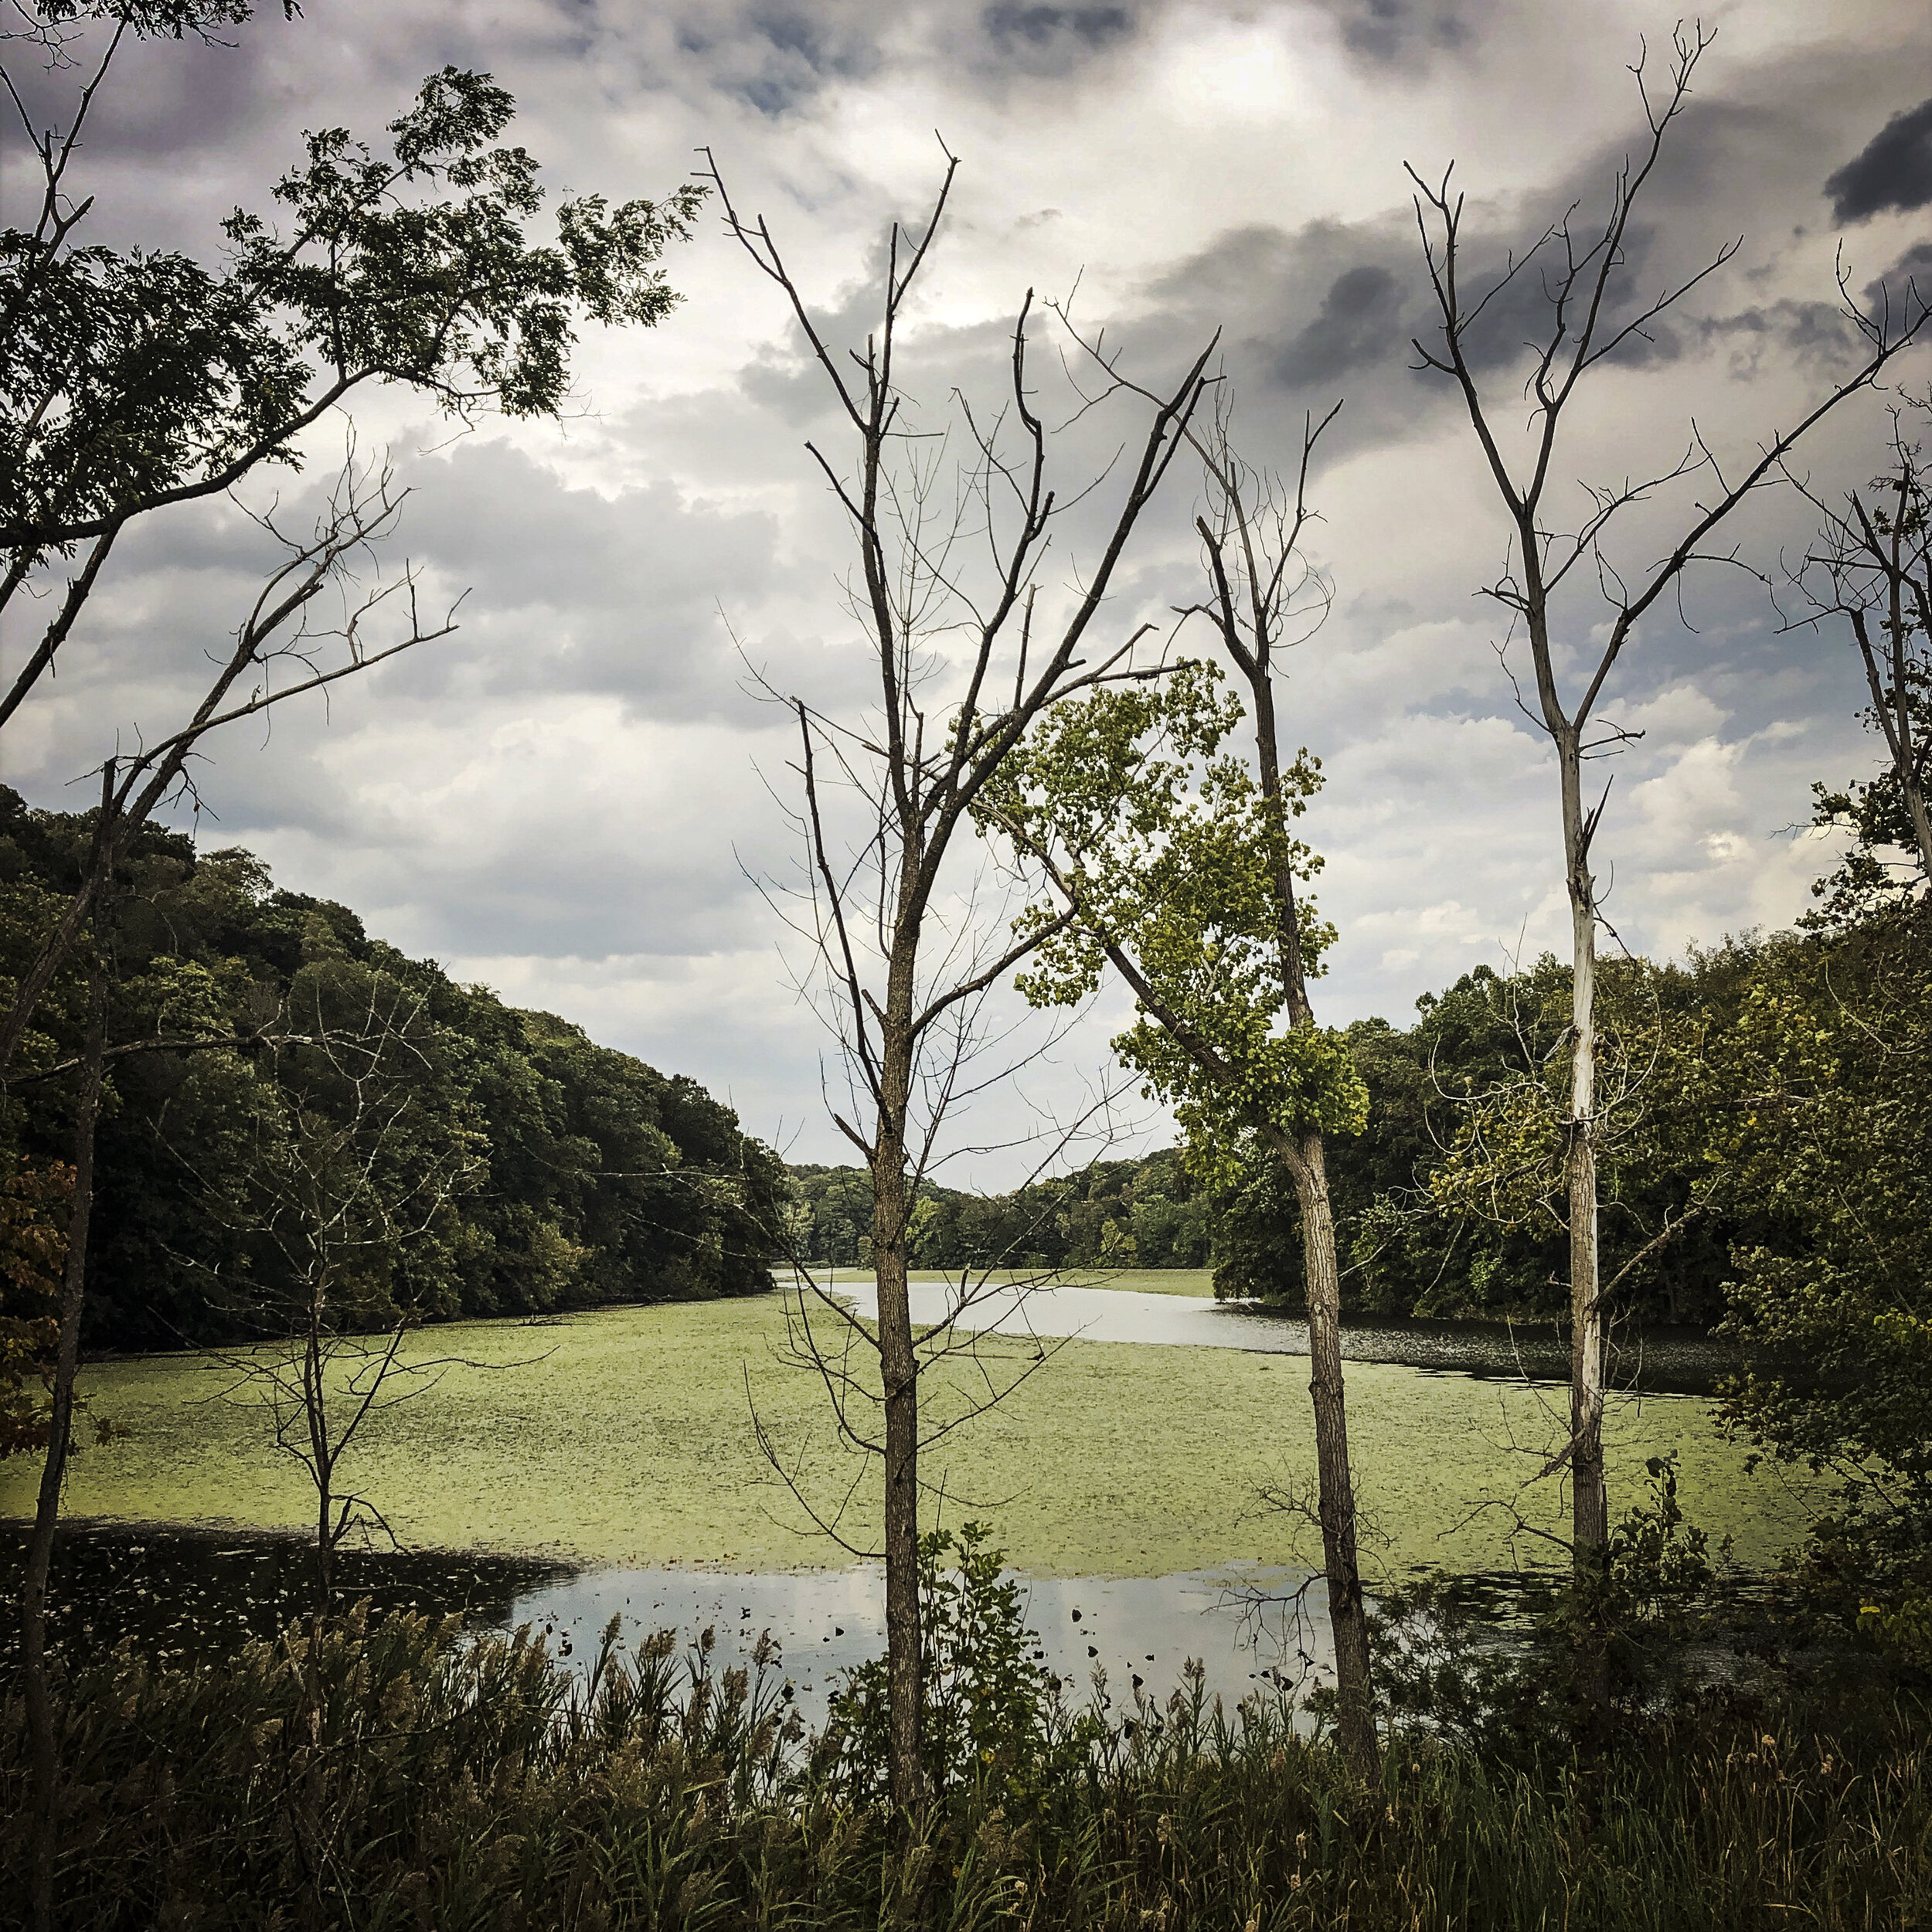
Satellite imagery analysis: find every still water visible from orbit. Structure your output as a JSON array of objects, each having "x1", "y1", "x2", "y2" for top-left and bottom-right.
[
  {"x1": 828, "y1": 1272, "x2": 1750, "y2": 1396},
  {"x1": 1, "y1": 1519, "x2": 1337, "y2": 1723}
]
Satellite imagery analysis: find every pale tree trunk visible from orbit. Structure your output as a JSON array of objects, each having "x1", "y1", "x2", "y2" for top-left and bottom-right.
[
  {"x1": 1558, "y1": 727, "x2": 1611, "y2": 1711},
  {"x1": 22, "y1": 926, "x2": 109, "y2": 1932},
  {"x1": 1277, "y1": 1129, "x2": 1376, "y2": 1776}
]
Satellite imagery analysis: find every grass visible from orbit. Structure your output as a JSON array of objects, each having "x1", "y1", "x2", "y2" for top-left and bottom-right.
[{"x1": 0, "y1": 1296, "x2": 1804, "y2": 1577}]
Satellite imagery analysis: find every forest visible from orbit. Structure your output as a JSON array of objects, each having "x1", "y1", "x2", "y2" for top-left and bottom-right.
[
  {"x1": 790, "y1": 901, "x2": 1930, "y2": 1338},
  {"x1": 0, "y1": 786, "x2": 787, "y2": 1364}
]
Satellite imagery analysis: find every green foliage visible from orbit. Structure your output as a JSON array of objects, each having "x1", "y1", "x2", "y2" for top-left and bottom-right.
[
  {"x1": 1712, "y1": 902, "x2": 1932, "y2": 1633},
  {"x1": 5, "y1": 1597, "x2": 1930, "y2": 1928},
  {"x1": 0, "y1": 1155, "x2": 68, "y2": 1458},
  {"x1": 820, "y1": 1522, "x2": 1095, "y2": 1809},
  {"x1": 0, "y1": 789, "x2": 786, "y2": 1349},
  {"x1": 985, "y1": 664, "x2": 1366, "y2": 1182},
  {"x1": 1373, "y1": 1454, "x2": 1730, "y2": 1762},
  {"x1": 2, "y1": 29, "x2": 703, "y2": 560}
]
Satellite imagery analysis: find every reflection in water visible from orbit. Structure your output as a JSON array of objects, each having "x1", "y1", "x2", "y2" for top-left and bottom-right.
[
  {"x1": 490, "y1": 1561, "x2": 1333, "y2": 1729},
  {"x1": 817, "y1": 1274, "x2": 1756, "y2": 1396}
]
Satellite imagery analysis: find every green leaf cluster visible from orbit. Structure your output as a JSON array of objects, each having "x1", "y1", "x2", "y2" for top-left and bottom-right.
[
  {"x1": 983, "y1": 664, "x2": 1366, "y2": 1180},
  {"x1": 2, "y1": 46, "x2": 702, "y2": 560}
]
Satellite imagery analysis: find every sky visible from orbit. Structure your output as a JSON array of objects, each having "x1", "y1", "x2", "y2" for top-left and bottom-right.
[{"x1": 5, "y1": 0, "x2": 1930, "y2": 1179}]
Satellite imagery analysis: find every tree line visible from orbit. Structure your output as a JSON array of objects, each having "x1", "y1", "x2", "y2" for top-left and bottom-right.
[{"x1": 787, "y1": 912, "x2": 1928, "y2": 1342}]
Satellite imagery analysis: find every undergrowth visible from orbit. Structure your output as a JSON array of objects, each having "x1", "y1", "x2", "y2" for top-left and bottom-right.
[{"x1": 4, "y1": 1522, "x2": 1930, "y2": 1930}]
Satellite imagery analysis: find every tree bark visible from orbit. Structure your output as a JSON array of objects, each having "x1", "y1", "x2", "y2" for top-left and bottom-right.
[
  {"x1": 875, "y1": 906, "x2": 927, "y2": 1814},
  {"x1": 1282, "y1": 1130, "x2": 1377, "y2": 1776},
  {"x1": 22, "y1": 920, "x2": 109, "y2": 1932},
  {"x1": 1559, "y1": 730, "x2": 1611, "y2": 1712}
]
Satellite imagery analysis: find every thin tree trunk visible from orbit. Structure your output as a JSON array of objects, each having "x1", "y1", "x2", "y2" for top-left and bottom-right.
[
  {"x1": 1247, "y1": 648, "x2": 1379, "y2": 1782},
  {"x1": 22, "y1": 923, "x2": 109, "y2": 1932},
  {"x1": 875, "y1": 918, "x2": 927, "y2": 1813},
  {"x1": 305, "y1": 1304, "x2": 335, "y2": 1612},
  {"x1": 1284, "y1": 1131, "x2": 1377, "y2": 1777},
  {"x1": 1559, "y1": 732, "x2": 1611, "y2": 1713}
]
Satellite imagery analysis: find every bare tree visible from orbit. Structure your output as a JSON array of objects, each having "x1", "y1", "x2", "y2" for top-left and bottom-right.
[
  {"x1": 0, "y1": 456, "x2": 457, "y2": 1083},
  {"x1": 707, "y1": 145, "x2": 1212, "y2": 1810},
  {"x1": 1787, "y1": 403, "x2": 1932, "y2": 893},
  {"x1": 1406, "y1": 22, "x2": 1929, "y2": 1707},
  {"x1": 196, "y1": 980, "x2": 482, "y2": 1607}
]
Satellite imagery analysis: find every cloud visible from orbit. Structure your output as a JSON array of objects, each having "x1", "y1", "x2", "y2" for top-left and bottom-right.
[
  {"x1": 1825, "y1": 96, "x2": 1932, "y2": 221},
  {"x1": 979, "y1": 5, "x2": 1138, "y2": 73},
  {"x1": 1306, "y1": 0, "x2": 1488, "y2": 70},
  {"x1": 9, "y1": 0, "x2": 1930, "y2": 1180}
]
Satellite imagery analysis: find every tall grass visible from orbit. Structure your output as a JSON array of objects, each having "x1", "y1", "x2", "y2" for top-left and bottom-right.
[{"x1": 5, "y1": 1602, "x2": 1929, "y2": 1930}]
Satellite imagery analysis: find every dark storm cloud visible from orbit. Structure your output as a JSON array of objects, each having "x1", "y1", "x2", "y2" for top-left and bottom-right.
[
  {"x1": 1867, "y1": 240, "x2": 1932, "y2": 317},
  {"x1": 1273, "y1": 262, "x2": 1405, "y2": 387},
  {"x1": 1306, "y1": 0, "x2": 1485, "y2": 69},
  {"x1": 643, "y1": 0, "x2": 1145, "y2": 119},
  {"x1": 1825, "y1": 97, "x2": 1932, "y2": 222},
  {"x1": 980, "y1": 4, "x2": 1135, "y2": 72}
]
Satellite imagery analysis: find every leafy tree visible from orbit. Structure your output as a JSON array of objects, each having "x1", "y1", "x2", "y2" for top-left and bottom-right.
[
  {"x1": 982, "y1": 639, "x2": 1379, "y2": 1779},
  {"x1": 1713, "y1": 905, "x2": 1932, "y2": 1645},
  {"x1": 2, "y1": 10, "x2": 702, "y2": 581}
]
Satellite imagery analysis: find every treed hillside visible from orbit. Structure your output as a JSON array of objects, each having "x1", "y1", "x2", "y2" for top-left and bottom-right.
[
  {"x1": 788, "y1": 918, "x2": 1924, "y2": 1334},
  {"x1": 0, "y1": 790, "x2": 787, "y2": 1352}
]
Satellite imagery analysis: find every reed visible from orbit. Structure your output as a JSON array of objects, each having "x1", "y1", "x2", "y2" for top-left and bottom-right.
[{"x1": 5, "y1": 1601, "x2": 1929, "y2": 1930}]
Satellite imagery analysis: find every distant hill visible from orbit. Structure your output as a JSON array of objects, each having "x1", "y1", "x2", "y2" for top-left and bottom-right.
[{"x1": 0, "y1": 787, "x2": 787, "y2": 1351}]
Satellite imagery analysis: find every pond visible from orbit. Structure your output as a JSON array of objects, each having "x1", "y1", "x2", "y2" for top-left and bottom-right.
[{"x1": 1, "y1": 1283, "x2": 1811, "y2": 1715}]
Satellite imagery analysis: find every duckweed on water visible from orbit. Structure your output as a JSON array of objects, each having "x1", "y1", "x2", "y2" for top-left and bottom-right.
[{"x1": 0, "y1": 1298, "x2": 1806, "y2": 1575}]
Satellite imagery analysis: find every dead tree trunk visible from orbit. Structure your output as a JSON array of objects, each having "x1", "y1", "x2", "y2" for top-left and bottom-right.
[{"x1": 1409, "y1": 23, "x2": 1927, "y2": 1716}]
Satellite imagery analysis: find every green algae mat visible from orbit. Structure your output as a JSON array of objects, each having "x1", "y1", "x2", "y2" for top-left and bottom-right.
[{"x1": 0, "y1": 1297, "x2": 1806, "y2": 1577}]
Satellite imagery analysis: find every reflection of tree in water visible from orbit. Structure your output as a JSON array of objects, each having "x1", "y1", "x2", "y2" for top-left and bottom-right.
[{"x1": 0, "y1": 1522, "x2": 573, "y2": 1685}]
